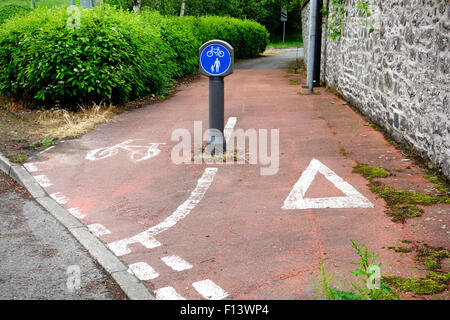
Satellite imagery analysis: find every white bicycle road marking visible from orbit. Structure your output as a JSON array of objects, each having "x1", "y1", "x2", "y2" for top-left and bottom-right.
[
  {"x1": 127, "y1": 262, "x2": 159, "y2": 281},
  {"x1": 192, "y1": 280, "x2": 229, "y2": 300},
  {"x1": 161, "y1": 256, "x2": 193, "y2": 272},
  {"x1": 86, "y1": 139, "x2": 166, "y2": 162},
  {"x1": 107, "y1": 168, "x2": 218, "y2": 256},
  {"x1": 282, "y1": 159, "x2": 374, "y2": 210}
]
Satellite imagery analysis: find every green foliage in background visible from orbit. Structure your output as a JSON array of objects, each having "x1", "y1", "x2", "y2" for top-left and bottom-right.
[
  {"x1": 140, "y1": 10, "x2": 200, "y2": 78},
  {"x1": 1, "y1": 0, "x2": 303, "y2": 42},
  {"x1": 0, "y1": 6, "x2": 173, "y2": 107},
  {"x1": 0, "y1": 4, "x2": 268, "y2": 108},
  {"x1": 105, "y1": 0, "x2": 302, "y2": 42},
  {"x1": 0, "y1": 0, "x2": 69, "y2": 8},
  {"x1": 322, "y1": 0, "x2": 375, "y2": 40},
  {"x1": 189, "y1": 16, "x2": 269, "y2": 59},
  {"x1": 0, "y1": 4, "x2": 30, "y2": 24}
]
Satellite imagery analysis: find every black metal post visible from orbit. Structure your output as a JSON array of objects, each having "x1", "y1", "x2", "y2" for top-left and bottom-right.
[
  {"x1": 208, "y1": 77, "x2": 225, "y2": 154},
  {"x1": 313, "y1": 0, "x2": 323, "y2": 86}
]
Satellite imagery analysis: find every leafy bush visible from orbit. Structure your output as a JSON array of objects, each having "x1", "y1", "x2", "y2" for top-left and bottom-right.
[
  {"x1": 188, "y1": 16, "x2": 269, "y2": 59},
  {"x1": 141, "y1": 11, "x2": 200, "y2": 78},
  {"x1": 0, "y1": 4, "x2": 31, "y2": 25},
  {"x1": 0, "y1": 5, "x2": 268, "y2": 108},
  {"x1": 141, "y1": 12, "x2": 269, "y2": 67},
  {"x1": 0, "y1": 5, "x2": 172, "y2": 107}
]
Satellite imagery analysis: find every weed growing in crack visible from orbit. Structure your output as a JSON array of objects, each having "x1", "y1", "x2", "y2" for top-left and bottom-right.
[{"x1": 313, "y1": 239, "x2": 397, "y2": 300}]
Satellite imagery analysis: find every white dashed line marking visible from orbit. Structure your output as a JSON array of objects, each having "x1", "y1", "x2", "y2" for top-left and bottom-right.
[
  {"x1": 127, "y1": 262, "x2": 159, "y2": 281},
  {"x1": 224, "y1": 117, "x2": 237, "y2": 142},
  {"x1": 108, "y1": 168, "x2": 218, "y2": 256},
  {"x1": 50, "y1": 192, "x2": 69, "y2": 205},
  {"x1": 39, "y1": 146, "x2": 55, "y2": 154},
  {"x1": 67, "y1": 207, "x2": 87, "y2": 219},
  {"x1": 192, "y1": 280, "x2": 228, "y2": 300},
  {"x1": 88, "y1": 224, "x2": 111, "y2": 237},
  {"x1": 155, "y1": 287, "x2": 186, "y2": 300},
  {"x1": 34, "y1": 175, "x2": 53, "y2": 188},
  {"x1": 23, "y1": 163, "x2": 38, "y2": 173},
  {"x1": 108, "y1": 237, "x2": 162, "y2": 257},
  {"x1": 161, "y1": 256, "x2": 193, "y2": 271}
]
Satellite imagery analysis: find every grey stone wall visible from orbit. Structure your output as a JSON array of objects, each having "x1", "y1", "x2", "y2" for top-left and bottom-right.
[{"x1": 302, "y1": 0, "x2": 449, "y2": 179}]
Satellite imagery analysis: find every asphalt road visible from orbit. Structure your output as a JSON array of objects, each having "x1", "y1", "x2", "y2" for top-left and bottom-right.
[
  {"x1": 0, "y1": 171, "x2": 126, "y2": 300},
  {"x1": 236, "y1": 47, "x2": 304, "y2": 70}
]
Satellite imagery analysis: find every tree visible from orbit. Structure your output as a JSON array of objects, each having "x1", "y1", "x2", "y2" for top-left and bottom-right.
[
  {"x1": 133, "y1": 0, "x2": 141, "y2": 11},
  {"x1": 31, "y1": 0, "x2": 36, "y2": 9},
  {"x1": 180, "y1": 0, "x2": 186, "y2": 17},
  {"x1": 105, "y1": 0, "x2": 303, "y2": 41}
]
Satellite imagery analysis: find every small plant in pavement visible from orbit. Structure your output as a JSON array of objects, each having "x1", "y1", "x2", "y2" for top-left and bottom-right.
[
  {"x1": 31, "y1": 136, "x2": 56, "y2": 150},
  {"x1": 313, "y1": 239, "x2": 397, "y2": 300}
]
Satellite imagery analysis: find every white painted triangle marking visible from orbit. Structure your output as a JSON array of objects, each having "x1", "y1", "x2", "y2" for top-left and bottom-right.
[{"x1": 282, "y1": 159, "x2": 374, "y2": 210}]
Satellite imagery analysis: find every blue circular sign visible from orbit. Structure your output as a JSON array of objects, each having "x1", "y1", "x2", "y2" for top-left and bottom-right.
[{"x1": 200, "y1": 44, "x2": 232, "y2": 77}]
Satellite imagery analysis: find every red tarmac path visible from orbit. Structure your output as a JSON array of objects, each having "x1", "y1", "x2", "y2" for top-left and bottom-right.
[{"x1": 24, "y1": 69, "x2": 449, "y2": 299}]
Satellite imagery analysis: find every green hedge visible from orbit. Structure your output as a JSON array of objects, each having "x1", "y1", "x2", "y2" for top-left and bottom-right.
[
  {"x1": 140, "y1": 11, "x2": 201, "y2": 78},
  {"x1": 0, "y1": 4, "x2": 31, "y2": 25},
  {"x1": 140, "y1": 12, "x2": 269, "y2": 67},
  {"x1": 191, "y1": 16, "x2": 269, "y2": 59},
  {"x1": 0, "y1": 5, "x2": 268, "y2": 108}
]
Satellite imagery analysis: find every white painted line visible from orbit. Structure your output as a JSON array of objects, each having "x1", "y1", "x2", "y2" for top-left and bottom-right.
[
  {"x1": 224, "y1": 117, "x2": 237, "y2": 143},
  {"x1": 155, "y1": 287, "x2": 186, "y2": 300},
  {"x1": 23, "y1": 163, "x2": 38, "y2": 173},
  {"x1": 33, "y1": 175, "x2": 53, "y2": 188},
  {"x1": 50, "y1": 192, "x2": 68, "y2": 205},
  {"x1": 282, "y1": 159, "x2": 374, "y2": 210},
  {"x1": 108, "y1": 168, "x2": 218, "y2": 256},
  {"x1": 108, "y1": 237, "x2": 162, "y2": 256},
  {"x1": 39, "y1": 146, "x2": 55, "y2": 154},
  {"x1": 127, "y1": 262, "x2": 159, "y2": 281},
  {"x1": 68, "y1": 207, "x2": 87, "y2": 219},
  {"x1": 161, "y1": 256, "x2": 193, "y2": 271},
  {"x1": 192, "y1": 280, "x2": 228, "y2": 300},
  {"x1": 88, "y1": 224, "x2": 111, "y2": 237}
]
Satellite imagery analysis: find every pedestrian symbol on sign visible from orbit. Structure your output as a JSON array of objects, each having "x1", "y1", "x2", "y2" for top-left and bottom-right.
[{"x1": 212, "y1": 58, "x2": 221, "y2": 73}]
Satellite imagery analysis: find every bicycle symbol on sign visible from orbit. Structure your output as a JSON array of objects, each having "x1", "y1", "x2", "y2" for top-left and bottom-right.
[
  {"x1": 86, "y1": 139, "x2": 166, "y2": 162},
  {"x1": 206, "y1": 46, "x2": 225, "y2": 58}
]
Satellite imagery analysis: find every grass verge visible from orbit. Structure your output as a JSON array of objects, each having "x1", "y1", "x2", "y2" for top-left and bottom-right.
[{"x1": 268, "y1": 41, "x2": 303, "y2": 48}]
